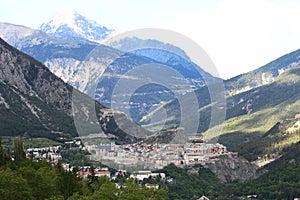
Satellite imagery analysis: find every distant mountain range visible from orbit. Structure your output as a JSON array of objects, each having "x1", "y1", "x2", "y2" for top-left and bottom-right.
[{"x1": 0, "y1": 16, "x2": 217, "y2": 129}]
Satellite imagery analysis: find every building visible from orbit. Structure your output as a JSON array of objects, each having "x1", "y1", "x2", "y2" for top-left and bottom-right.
[
  {"x1": 95, "y1": 170, "x2": 110, "y2": 178},
  {"x1": 197, "y1": 195, "x2": 209, "y2": 200},
  {"x1": 187, "y1": 134, "x2": 204, "y2": 143},
  {"x1": 77, "y1": 171, "x2": 90, "y2": 180},
  {"x1": 130, "y1": 171, "x2": 165, "y2": 181},
  {"x1": 130, "y1": 171, "x2": 151, "y2": 180},
  {"x1": 77, "y1": 166, "x2": 111, "y2": 179},
  {"x1": 247, "y1": 195, "x2": 258, "y2": 199}
]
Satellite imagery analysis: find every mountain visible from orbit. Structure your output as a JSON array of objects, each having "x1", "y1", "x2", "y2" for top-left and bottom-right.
[
  {"x1": 0, "y1": 22, "x2": 219, "y2": 131},
  {"x1": 145, "y1": 53, "x2": 300, "y2": 145},
  {"x1": 97, "y1": 39, "x2": 300, "y2": 137},
  {"x1": 0, "y1": 37, "x2": 150, "y2": 143},
  {"x1": 38, "y1": 9, "x2": 114, "y2": 43},
  {"x1": 0, "y1": 22, "x2": 107, "y2": 84},
  {"x1": 217, "y1": 119, "x2": 300, "y2": 199},
  {"x1": 109, "y1": 37, "x2": 191, "y2": 62},
  {"x1": 108, "y1": 36, "x2": 216, "y2": 88},
  {"x1": 225, "y1": 48, "x2": 300, "y2": 95},
  {"x1": 204, "y1": 65, "x2": 300, "y2": 149},
  {"x1": 93, "y1": 48, "x2": 218, "y2": 125},
  {"x1": 0, "y1": 22, "x2": 38, "y2": 47},
  {"x1": 236, "y1": 118, "x2": 300, "y2": 162},
  {"x1": 108, "y1": 39, "x2": 300, "y2": 133},
  {"x1": 0, "y1": 36, "x2": 75, "y2": 138}
]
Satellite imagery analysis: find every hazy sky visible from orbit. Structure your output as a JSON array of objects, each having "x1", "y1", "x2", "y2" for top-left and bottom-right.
[{"x1": 1, "y1": 0, "x2": 300, "y2": 79}]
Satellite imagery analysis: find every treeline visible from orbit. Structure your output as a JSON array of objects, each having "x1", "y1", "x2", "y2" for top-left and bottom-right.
[
  {"x1": 222, "y1": 162, "x2": 300, "y2": 200},
  {"x1": 0, "y1": 138, "x2": 167, "y2": 200},
  {"x1": 155, "y1": 164, "x2": 222, "y2": 199},
  {"x1": 149, "y1": 162, "x2": 300, "y2": 200}
]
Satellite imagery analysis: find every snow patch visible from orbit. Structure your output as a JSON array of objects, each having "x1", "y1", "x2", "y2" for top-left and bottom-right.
[{"x1": 40, "y1": 8, "x2": 79, "y2": 33}]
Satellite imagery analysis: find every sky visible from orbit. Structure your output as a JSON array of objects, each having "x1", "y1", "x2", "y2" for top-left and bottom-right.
[{"x1": 1, "y1": 0, "x2": 300, "y2": 79}]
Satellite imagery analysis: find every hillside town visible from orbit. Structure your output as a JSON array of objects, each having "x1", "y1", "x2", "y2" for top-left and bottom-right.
[
  {"x1": 24, "y1": 129, "x2": 235, "y2": 176},
  {"x1": 84, "y1": 131, "x2": 233, "y2": 170}
]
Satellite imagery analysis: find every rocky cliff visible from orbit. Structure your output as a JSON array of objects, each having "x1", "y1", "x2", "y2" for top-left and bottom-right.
[{"x1": 187, "y1": 155, "x2": 262, "y2": 183}]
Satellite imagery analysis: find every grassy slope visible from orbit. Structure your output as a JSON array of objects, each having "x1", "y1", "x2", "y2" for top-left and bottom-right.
[
  {"x1": 204, "y1": 66, "x2": 300, "y2": 149},
  {"x1": 236, "y1": 118, "x2": 300, "y2": 161}
]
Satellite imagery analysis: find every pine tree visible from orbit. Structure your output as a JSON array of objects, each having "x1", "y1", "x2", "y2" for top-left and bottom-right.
[
  {"x1": 58, "y1": 171, "x2": 81, "y2": 199},
  {"x1": 0, "y1": 137, "x2": 4, "y2": 166},
  {"x1": 0, "y1": 137, "x2": 10, "y2": 166},
  {"x1": 89, "y1": 164, "x2": 97, "y2": 184},
  {"x1": 13, "y1": 137, "x2": 26, "y2": 164},
  {"x1": 0, "y1": 137, "x2": 5, "y2": 166}
]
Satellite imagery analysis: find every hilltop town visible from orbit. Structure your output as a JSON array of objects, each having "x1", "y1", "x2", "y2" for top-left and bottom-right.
[
  {"x1": 23, "y1": 128, "x2": 236, "y2": 183},
  {"x1": 84, "y1": 129, "x2": 234, "y2": 171}
]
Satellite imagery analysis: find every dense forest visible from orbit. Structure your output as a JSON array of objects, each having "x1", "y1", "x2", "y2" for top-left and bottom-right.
[{"x1": 154, "y1": 162, "x2": 300, "y2": 200}]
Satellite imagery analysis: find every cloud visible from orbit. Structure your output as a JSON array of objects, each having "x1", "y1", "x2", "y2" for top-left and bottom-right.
[{"x1": 152, "y1": 0, "x2": 300, "y2": 79}]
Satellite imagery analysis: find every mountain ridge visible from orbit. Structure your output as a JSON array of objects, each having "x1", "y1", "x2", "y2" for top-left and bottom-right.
[
  {"x1": 0, "y1": 37, "x2": 150, "y2": 143},
  {"x1": 225, "y1": 48, "x2": 300, "y2": 95}
]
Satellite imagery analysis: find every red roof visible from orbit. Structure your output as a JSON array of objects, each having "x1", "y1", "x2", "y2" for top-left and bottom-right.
[
  {"x1": 95, "y1": 171, "x2": 110, "y2": 175},
  {"x1": 77, "y1": 170, "x2": 110, "y2": 176},
  {"x1": 77, "y1": 171, "x2": 91, "y2": 175}
]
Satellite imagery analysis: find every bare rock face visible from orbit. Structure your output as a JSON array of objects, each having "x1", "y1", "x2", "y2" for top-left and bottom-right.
[
  {"x1": 203, "y1": 156, "x2": 262, "y2": 183},
  {"x1": 0, "y1": 37, "x2": 73, "y2": 114}
]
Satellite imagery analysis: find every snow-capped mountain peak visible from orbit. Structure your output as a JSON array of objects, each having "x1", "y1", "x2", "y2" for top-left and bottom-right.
[
  {"x1": 38, "y1": 8, "x2": 114, "y2": 43},
  {"x1": 41, "y1": 8, "x2": 80, "y2": 32}
]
